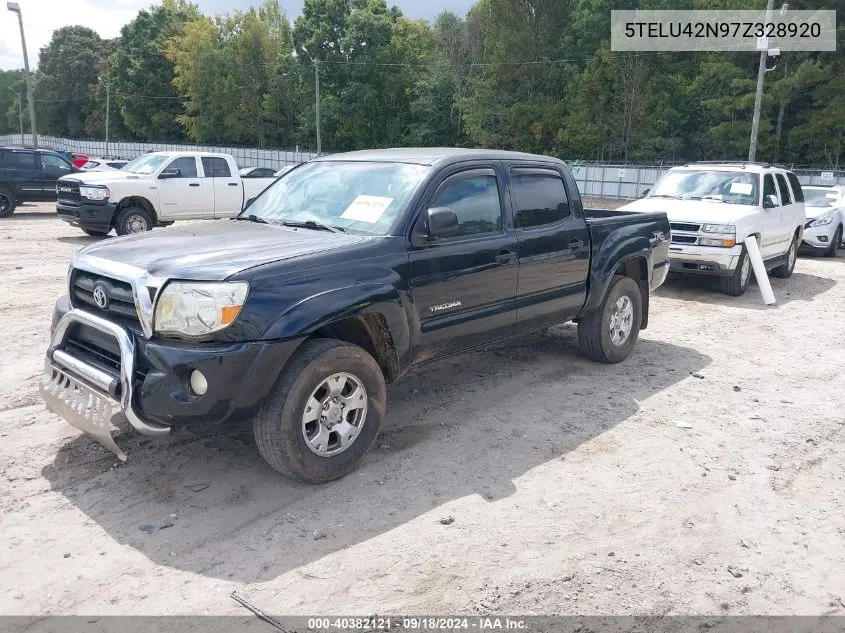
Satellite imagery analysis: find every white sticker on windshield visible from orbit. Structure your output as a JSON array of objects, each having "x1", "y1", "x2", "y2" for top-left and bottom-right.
[
  {"x1": 729, "y1": 182, "x2": 753, "y2": 195},
  {"x1": 340, "y1": 195, "x2": 394, "y2": 223}
]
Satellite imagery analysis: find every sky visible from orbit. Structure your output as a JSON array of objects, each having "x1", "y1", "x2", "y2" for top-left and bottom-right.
[{"x1": 0, "y1": 0, "x2": 475, "y2": 70}]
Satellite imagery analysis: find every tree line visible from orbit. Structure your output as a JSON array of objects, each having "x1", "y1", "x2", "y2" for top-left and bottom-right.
[{"x1": 1, "y1": 0, "x2": 843, "y2": 166}]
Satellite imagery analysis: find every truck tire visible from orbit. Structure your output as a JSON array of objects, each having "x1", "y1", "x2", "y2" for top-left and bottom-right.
[
  {"x1": 115, "y1": 206, "x2": 152, "y2": 235},
  {"x1": 719, "y1": 246, "x2": 751, "y2": 296},
  {"x1": 81, "y1": 227, "x2": 109, "y2": 237},
  {"x1": 824, "y1": 226, "x2": 841, "y2": 257},
  {"x1": 253, "y1": 338, "x2": 387, "y2": 483},
  {"x1": 0, "y1": 187, "x2": 16, "y2": 218},
  {"x1": 770, "y1": 235, "x2": 798, "y2": 278},
  {"x1": 578, "y1": 275, "x2": 642, "y2": 364}
]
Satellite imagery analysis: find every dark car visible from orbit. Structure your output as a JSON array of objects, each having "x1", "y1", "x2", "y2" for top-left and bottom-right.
[
  {"x1": 0, "y1": 147, "x2": 78, "y2": 217},
  {"x1": 40, "y1": 148, "x2": 670, "y2": 483}
]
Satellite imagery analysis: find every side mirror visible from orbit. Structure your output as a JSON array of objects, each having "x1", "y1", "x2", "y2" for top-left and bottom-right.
[
  {"x1": 244, "y1": 197, "x2": 255, "y2": 209},
  {"x1": 640, "y1": 188, "x2": 650, "y2": 198},
  {"x1": 426, "y1": 207, "x2": 460, "y2": 239},
  {"x1": 159, "y1": 168, "x2": 181, "y2": 179},
  {"x1": 763, "y1": 194, "x2": 778, "y2": 209}
]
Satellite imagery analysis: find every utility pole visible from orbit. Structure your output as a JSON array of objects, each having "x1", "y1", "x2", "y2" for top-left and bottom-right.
[
  {"x1": 748, "y1": 0, "x2": 775, "y2": 162},
  {"x1": 105, "y1": 80, "x2": 110, "y2": 156},
  {"x1": 6, "y1": 2, "x2": 38, "y2": 148},
  {"x1": 10, "y1": 87, "x2": 24, "y2": 146},
  {"x1": 314, "y1": 58, "x2": 321, "y2": 155}
]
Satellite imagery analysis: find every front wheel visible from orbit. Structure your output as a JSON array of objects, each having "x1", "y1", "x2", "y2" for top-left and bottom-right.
[
  {"x1": 824, "y1": 226, "x2": 842, "y2": 257},
  {"x1": 771, "y1": 235, "x2": 798, "y2": 278},
  {"x1": 719, "y1": 246, "x2": 751, "y2": 296},
  {"x1": 578, "y1": 275, "x2": 643, "y2": 364},
  {"x1": 0, "y1": 187, "x2": 16, "y2": 218},
  {"x1": 115, "y1": 206, "x2": 152, "y2": 236},
  {"x1": 253, "y1": 338, "x2": 387, "y2": 483}
]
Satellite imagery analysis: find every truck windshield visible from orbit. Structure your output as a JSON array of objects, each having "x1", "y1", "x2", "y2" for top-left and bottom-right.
[
  {"x1": 122, "y1": 154, "x2": 169, "y2": 175},
  {"x1": 244, "y1": 160, "x2": 429, "y2": 235},
  {"x1": 649, "y1": 170, "x2": 758, "y2": 206}
]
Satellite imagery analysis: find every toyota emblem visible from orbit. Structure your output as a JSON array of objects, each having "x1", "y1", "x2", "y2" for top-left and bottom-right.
[{"x1": 92, "y1": 285, "x2": 109, "y2": 310}]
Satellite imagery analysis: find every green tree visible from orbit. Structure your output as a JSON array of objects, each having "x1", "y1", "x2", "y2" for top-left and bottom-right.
[
  {"x1": 33, "y1": 26, "x2": 103, "y2": 137},
  {"x1": 0, "y1": 70, "x2": 26, "y2": 136},
  {"x1": 111, "y1": 0, "x2": 199, "y2": 140}
]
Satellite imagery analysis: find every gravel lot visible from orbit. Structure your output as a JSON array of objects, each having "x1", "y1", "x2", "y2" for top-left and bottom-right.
[{"x1": 1, "y1": 202, "x2": 844, "y2": 616}]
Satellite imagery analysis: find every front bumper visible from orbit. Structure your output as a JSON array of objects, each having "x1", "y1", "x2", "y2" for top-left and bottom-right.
[
  {"x1": 57, "y1": 200, "x2": 116, "y2": 233},
  {"x1": 41, "y1": 302, "x2": 301, "y2": 460},
  {"x1": 667, "y1": 243, "x2": 743, "y2": 276},
  {"x1": 801, "y1": 222, "x2": 840, "y2": 251}
]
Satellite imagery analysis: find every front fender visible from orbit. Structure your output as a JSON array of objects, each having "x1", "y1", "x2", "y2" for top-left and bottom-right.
[
  {"x1": 262, "y1": 283, "x2": 412, "y2": 369},
  {"x1": 579, "y1": 229, "x2": 653, "y2": 318}
]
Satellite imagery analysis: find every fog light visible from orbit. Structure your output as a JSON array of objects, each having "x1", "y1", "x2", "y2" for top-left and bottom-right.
[
  {"x1": 190, "y1": 370, "x2": 208, "y2": 396},
  {"x1": 818, "y1": 236, "x2": 828, "y2": 243}
]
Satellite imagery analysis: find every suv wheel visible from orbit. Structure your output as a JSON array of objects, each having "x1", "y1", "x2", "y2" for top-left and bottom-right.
[
  {"x1": 824, "y1": 226, "x2": 842, "y2": 257},
  {"x1": 115, "y1": 206, "x2": 152, "y2": 235},
  {"x1": 720, "y1": 246, "x2": 752, "y2": 296},
  {"x1": 0, "y1": 187, "x2": 16, "y2": 218},
  {"x1": 253, "y1": 338, "x2": 387, "y2": 483},
  {"x1": 578, "y1": 275, "x2": 642, "y2": 364},
  {"x1": 771, "y1": 235, "x2": 798, "y2": 278}
]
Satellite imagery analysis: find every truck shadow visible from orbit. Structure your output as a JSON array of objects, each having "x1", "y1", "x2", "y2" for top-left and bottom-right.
[
  {"x1": 655, "y1": 271, "x2": 836, "y2": 309},
  {"x1": 41, "y1": 327, "x2": 710, "y2": 583},
  {"x1": 56, "y1": 235, "x2": 113, "y2": 245}
]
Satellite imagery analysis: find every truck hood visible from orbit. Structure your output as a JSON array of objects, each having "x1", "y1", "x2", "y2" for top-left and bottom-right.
[
  {"x1": 619, "y1": 198, "x2": 754, "y2": 224},
  {"x1": 61, "y1": 171, "x2": 150, "y2": 185},
  {"x1": 76, "y1": 220, "x2": 373, "y2": 280}
]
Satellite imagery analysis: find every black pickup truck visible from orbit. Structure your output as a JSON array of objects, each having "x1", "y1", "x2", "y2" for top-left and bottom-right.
[
  {"x1": 0, "y1": 146, "x2": 79, "y2": 217},
  {"x1": 41, "y1": 148, "x2": 670, "y2": 483}
]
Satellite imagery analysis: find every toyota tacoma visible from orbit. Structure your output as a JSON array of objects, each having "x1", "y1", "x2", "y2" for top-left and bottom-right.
[{"x1": 41, "y1": 148, "x2": 670, "y2": 483}]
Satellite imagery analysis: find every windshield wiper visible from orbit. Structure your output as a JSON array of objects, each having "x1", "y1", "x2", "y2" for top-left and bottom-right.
[
  {"x1": 234, "y1": 214, "x2": 268, "y2": 224},
  {"x1": 281, "y1": 220, "x2": 345, "y2": 233}
]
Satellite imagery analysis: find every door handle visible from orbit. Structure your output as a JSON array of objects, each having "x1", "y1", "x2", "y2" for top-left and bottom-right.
[
  {"x1": 495, "y1": 250, "x2": 515, "y2": 264},
  {"x1": 228, "y1": 182, "x2": 239, "y2": 187},
  {"x1": 569, "y1": 238, "x2": 585, "y2": 250},
  {"x1": 189, "y1": 183, "x2": 200, "y2": 187}
]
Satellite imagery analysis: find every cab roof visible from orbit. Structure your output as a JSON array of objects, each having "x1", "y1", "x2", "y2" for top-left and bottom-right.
[{"x1": 314, "y1": 147, "x2": 563, "y2": 167}]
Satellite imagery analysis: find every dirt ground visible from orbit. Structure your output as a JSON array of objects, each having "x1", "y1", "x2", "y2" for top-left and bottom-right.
[{"x1": 1, "y1": 201, "x2": 844, "y2": 617}]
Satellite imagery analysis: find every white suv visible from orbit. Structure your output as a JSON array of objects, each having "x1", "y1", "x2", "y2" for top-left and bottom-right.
[{"x1": 620, "y1": 163, "x2": 806, "y2": 296}]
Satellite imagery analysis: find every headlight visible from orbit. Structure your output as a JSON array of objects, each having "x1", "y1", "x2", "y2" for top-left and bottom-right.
[
  {"x1": 154, "y1": 281, "x2": 249, "y2": 338},
  {"x1": 79, "y1": 185, "x2": 110, "y2": 201},
  {"x1": 701, "y1": 224, "x2": 735, "y2": 234},
  {"x1": 700, "y1": 237, "x2": 737, "y2": 247},
  {"x1": 810, "y1": 215, "x2": 833, "y2": 227}
]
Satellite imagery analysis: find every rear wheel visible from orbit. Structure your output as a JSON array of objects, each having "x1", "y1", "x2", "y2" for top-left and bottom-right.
[
  {"x1": 0, "y1": 187, "x2": 15, "y2": 218},
  {"x1": 771, "y1": 235, "x2": 798, "y2": 278},
  {"x1": 719, "y1": 246, "x2": 751, "y2": 296},
  {"x1": 824, "y1": 226, "x2": 841, "y2": 257},
  {"x1": 115, "y1": 206, "x2": 152, "y2": 235},
  {"x1": 578, "y1": 275, "x2": 642, "y2": 364},
  {"x1": 253, "y1": 338, "x2": 386, "y2": 483}
]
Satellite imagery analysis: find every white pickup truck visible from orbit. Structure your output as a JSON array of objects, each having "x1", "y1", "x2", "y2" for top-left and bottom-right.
[
  {"x1": 620, "y1": 162, "x2": 806, "y2": 296},
  {"x1": 55, "y1": 151, "x2": 276, "y2": 236}
]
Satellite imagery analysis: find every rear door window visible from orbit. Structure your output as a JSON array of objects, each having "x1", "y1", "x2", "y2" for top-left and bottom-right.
[
  {"x1": 510, "y1": 169, "x2": 570, "y2": 228},
  {"x1": 202, "y1": 157, "x2": 231, "y2": 178},
  {"x1": 785, "y1": 172, "x2": 804, "y2": 202}
]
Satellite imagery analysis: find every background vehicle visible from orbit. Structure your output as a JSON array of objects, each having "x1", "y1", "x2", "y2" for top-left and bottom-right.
[
  {"x1": 800, "y1": 185, "x2": 844, "y2": 257},
  {"x1": 41, "y1": 148, "x2": 670, "y2": 483},
  {"x1": 65, "y1": 152, "x2": 89, "y2": 168},
  {"x1": 239, "y1": 166, "x2": 277, "y2": 178},
  {"x1": 620, "y1": 162, "x2": 806, "y2": 296},
  {"x1": 0, "y1": 146, "x2": 78, "y2": 217},
  {"x1": 81, "y1": 158, "x2": 130, "y2": 172},
  {"x1": 55, "y1": 151, "x2": 277, "y2": 236}
]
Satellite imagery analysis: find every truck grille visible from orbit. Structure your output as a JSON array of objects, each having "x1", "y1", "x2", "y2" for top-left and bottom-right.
[
  {"x1": 670, "y1": 222, "x2": 701, "y2": 233},
  {"x1": 671, "y1": 235, "x2": 698, "y2": 244},
  {"x1": 70, "y1": 269, "x2": 141, "y2": 328},
  {"x1": 57, "y1": 181, "x2": 81, "y2": 203},
  {"x1": 63, "y1": 324, "x2": 148, "y2": 390}
]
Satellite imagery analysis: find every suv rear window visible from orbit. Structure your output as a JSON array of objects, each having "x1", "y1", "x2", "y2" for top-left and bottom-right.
[{"x1": 786, "y1": 172, "x2": 804, "y2": 202}]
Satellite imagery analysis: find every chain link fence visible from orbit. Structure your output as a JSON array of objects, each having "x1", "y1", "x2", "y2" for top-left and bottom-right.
[{"x1": 0, "y1": 135, "x2": 318, "y2": 170}]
